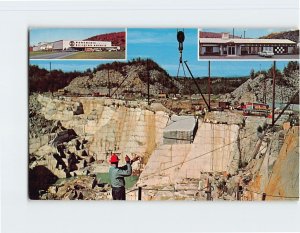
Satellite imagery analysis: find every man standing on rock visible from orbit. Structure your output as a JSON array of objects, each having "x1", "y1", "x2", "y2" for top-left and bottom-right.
[{"x1": 109, "y1": 153, "x2": 139, "y2": 200}]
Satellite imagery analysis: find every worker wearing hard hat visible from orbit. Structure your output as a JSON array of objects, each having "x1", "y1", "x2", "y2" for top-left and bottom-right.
[{"x1": 109, "y1": 154, "x2": 139, "y2": 200}]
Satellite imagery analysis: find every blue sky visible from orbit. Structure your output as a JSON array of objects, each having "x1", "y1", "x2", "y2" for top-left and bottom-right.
[
  {"x1": 30, "y1": 28, "x2": 294, "y2": 77},
  {"x1": 201, "y1": 28, "x2": 296, "y2": 38},
  {"x1": 29, "y1": 28, "x2": 125, "y2": 46}
]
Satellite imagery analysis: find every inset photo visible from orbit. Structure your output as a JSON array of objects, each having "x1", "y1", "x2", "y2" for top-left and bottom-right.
[
  {"x1": 198, "y1": 28, "x2": 299, "y2": 60},
  {"x1": 29, "y1": 28, "x2": 126, "y2": 60}
]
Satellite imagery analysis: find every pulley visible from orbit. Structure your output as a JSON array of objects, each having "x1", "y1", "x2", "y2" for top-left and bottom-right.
[
  {"x1": 177, "y1": 30, "x2": 185, "y2": 53},
  {"x1": 176, "y1": 29, "x2": 186, "y2": 78}
]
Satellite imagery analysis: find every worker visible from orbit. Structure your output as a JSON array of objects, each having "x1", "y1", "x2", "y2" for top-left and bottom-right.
[{"x1": 109, "y1": 153, "x2": 139, "y2": 200}]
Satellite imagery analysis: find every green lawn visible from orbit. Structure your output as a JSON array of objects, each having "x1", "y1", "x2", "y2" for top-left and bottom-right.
[
  {"x1": 63, "y1": 51, "x2": 125, "y2": 59},
  {"x1": 29, "y1": 51, "x2": 57, "y2": 56}
]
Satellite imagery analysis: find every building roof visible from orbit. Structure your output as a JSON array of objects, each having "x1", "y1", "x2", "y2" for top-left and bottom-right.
[
  {"x1": 199, "y1": 31, "x2": 241, "y2": 39},
  {"x1": 199, "y1": 38, "x2": 296, "y2": 44}
]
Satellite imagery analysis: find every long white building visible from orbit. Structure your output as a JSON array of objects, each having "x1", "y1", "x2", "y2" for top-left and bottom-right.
[
  {"x1": 33, "y1": 40, "x2": 120, "y2": 52},
  {"x1": 199, "y1": 32, "x2": 297, "y2": 56}
]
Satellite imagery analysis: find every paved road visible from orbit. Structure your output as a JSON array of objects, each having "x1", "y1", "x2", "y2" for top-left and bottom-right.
[
  {"x1": 30, "y1": 52, "x2": 79, "y2": 59},
  {"x1": 199, "y1": 54, "x2": 299, "y2": 60}
]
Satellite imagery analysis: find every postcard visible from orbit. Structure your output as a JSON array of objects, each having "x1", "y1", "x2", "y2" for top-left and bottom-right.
[{"x1": 28, "y1": 28, "x2": 299, "y2": 201}]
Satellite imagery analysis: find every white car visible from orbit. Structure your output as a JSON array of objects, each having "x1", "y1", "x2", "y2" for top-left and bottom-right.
[{"x1": 258, "y1": 51, "x2": 274, "y2": 57}]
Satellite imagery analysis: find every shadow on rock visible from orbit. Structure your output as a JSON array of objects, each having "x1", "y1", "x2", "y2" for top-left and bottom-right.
[{"x1": 29, "y1": 165, "x2": 58, "y2": 200}]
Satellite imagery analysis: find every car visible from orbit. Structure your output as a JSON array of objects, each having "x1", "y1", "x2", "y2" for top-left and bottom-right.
[
  {"x1": 65, "y1": 48, "x2": 78, "y2": 52},
  {"x1": 263, "y1": 51, "x2": 274, "y2": 57},
  {"x1": 258, "y1": 51, "x2": 274, "y2": 57}
]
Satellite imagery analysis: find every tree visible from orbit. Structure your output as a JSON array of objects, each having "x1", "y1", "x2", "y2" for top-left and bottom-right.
[
  {"x1": 266, "y1": 65, "x2": 282, "y2": 79},
  {"x1": 283, "y1": 61, "x2": 299, "y2": 76}
]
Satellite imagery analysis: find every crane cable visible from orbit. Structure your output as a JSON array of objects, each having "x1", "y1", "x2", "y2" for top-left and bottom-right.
[{"x1": 175, "y1": 28, "x2": 195, "y2": 115}]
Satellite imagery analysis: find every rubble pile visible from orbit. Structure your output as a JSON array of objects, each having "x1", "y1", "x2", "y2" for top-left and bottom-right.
[
  {"x1": 65, "y1": 64, "x2": 181, "y2": 96},
  {"x1": 221, "y1": 71, "x2": 299, "y2": 104},
  {"x1": 29, "y1": 94, "x2": 54, "y2": 138},
  {"x1": 41, "y1": 175, "x2": 111, "y2": 200},
  {"x1": 29, "y1": 132, "x2": 97, "y2": 179}
]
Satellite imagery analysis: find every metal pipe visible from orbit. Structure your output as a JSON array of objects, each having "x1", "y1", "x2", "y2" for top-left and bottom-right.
[
  {"x1": 272, "y1": 61, "x2": 276, "y2": 126},
  {"x1": 138, "y1": 187, "x2": 142, "y2": 200},
  {"x1": 184, "y1": 61, "x2": 211, "y2": 111}
]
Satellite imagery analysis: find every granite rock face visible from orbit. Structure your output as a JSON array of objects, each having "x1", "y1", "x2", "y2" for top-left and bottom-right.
[
  {"x1": 138, "y1": 121, "x2": 241, "y2": 187},
  {"x1": 246, "y1": 127, "x2": 299, "y2": 200},
  {"x1": 35, "y1": 94, "x2": 169, "y2": 164},
  {"x1": 29, "y1": 94, "x2": 298, "y2": 200}
]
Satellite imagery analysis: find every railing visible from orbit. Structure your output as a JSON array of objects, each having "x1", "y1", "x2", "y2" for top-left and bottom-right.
[
  {"x1": 126, "y1": 182, "x2": 299, "y2": 201},
  {"x1": 126, "y1": 185, "x2": 209, "y2": 201}
]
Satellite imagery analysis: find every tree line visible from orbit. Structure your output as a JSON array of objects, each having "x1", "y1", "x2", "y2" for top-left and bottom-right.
[{"x1": 29, "y1": 58, "x2": 175, "y2": 93}]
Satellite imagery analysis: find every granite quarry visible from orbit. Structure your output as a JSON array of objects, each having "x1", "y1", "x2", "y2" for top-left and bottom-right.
[
  {"x1": 29, "y1": 91, "x2": 299, "y2": 201},
  {"x1": 28, "y1": 60, "x2": 299, "y2": 201}
]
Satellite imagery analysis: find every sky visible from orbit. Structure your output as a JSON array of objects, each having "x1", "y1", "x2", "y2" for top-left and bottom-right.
[
  {"x1": 29, "y1": 28, "x2": 125, "y2": 46},
  {"x1": 30, "y1": 28, "x2": 294, "y2": 77}
]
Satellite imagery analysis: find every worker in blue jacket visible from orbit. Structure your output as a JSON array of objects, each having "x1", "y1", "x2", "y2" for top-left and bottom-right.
[{"x1": 109, "y1": 154, "x2": 139, "y2": 200}]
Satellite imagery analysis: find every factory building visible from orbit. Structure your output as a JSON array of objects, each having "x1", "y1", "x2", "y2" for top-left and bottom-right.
[
  {"x1": 199, "y1": 32, "x2": 297, "y2": 56},
  {"x1": 32, "y1": 40, "x2": 120, "y2": 52}
]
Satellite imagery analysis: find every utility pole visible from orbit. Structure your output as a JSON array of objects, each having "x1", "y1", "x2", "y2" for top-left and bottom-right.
[
  {"x1": 49, "y1": 62, "x2": 52, "y2": 73},
  {"x1": 108, "y1": 69, "x2": 111, "y2": 97},
  {"x1": 261, "y1": 64, "x2": 266, "y2": 104},
  {"x1": 147, "y1": 59, "x2": 150, "y2": 105},
  {"x1": 272, "y1": 61, "x2": 276, "y2": 126},
  {"x1": 208, "y1": 60, "x2": 211, "y2": 109},
  {"x1": 243, "y1": 30, "x2": 246, "y2": 38}
]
